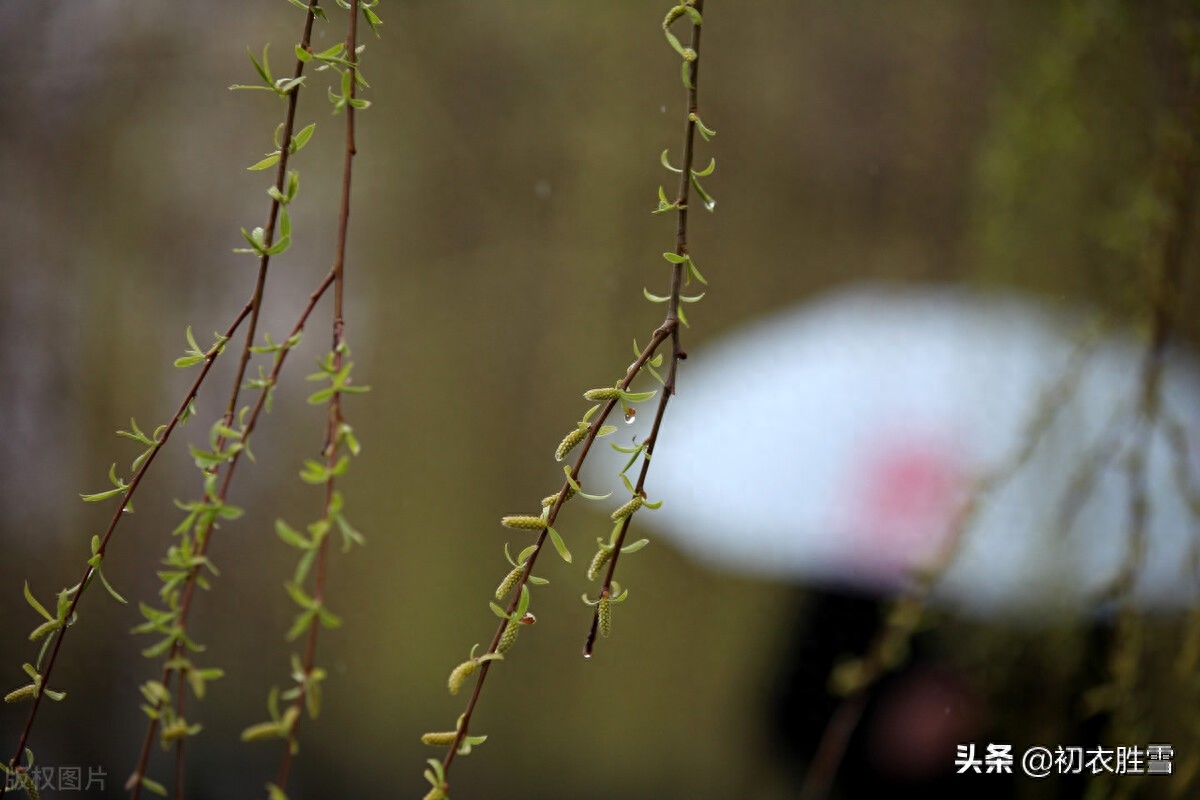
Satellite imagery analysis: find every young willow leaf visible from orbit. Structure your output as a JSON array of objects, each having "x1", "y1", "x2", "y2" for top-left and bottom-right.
[
  {"x1": 691, "y1": 157, "x2": 716, "y2": 177},
  {"x1": 621, "y1": 538, "x2": 651, "y2": 554},
  {"x1": 23, "y1": 582, "x2": 54, "y2": 622},
  {"x1": 290, "y1": 123, "x2": 316, "y2": 152},
  {"x1": 547, "y1": 526, "x2": 572, "y2": 563},
  {"x1": 248, "y1": 152, "x2": 282, "y2": 171},
  {"x1": 97, "y1": 566, "x2": 128, "y2": 604}
]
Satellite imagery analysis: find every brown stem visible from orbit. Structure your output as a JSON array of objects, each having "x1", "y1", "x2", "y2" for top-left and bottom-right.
[
  {"x1": 221, "y1": 2, "x2": 321, "y2": 433},
  {"x1": 800, "y1": 48, "x2": 1200, "y2": 800},
  {"x1": 123, "y1": 7, "x2": 326, "y2": 798},
  {"x1": 797, "y1": 694, "x2": 868, "y2": 800},
  {"x1": 0, "y1": 302, "x2": 251, "y2": 799},
  {"x1": 439, "y1": 324, "x2": 675, "y2": 780},
  {"x1": 275, "y1": 1, "x2": 360, "y2": 790},
  {"x1": 127, "y1": 265, "x2": 335, "y2": 799},
  {"x1": 173, "y1": 676, "x2": 186, "y2": 800},
  {"x1": 439, "y1": 1, "x2": 708, "y2": 785},
  {"x1": 586, "y1": 0, "x2": 703, "y2": 659}
]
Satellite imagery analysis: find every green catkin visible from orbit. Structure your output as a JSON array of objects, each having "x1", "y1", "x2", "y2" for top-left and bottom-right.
[
  {"x1": 423, "y1": 788, "x2": 446, "y2": 800},
  {"x1": 3, "y1": 684, "x2": 37, "y2": 704},
  {"x1": 583, "y1": 387, "x2": 622, "y2": 401},
  {"x1": 495, "y1": 566, "x2": 523, "y2": 600},
  {"x1": 610, "y1": 495, "x2": 644, "y2": 522},
  {"x1": 161, "y1": 722, "x2": 189, "y2": 743},
  {"x1": 541, "y1": 485, "x2": 577, "y2": 507},
  {"x1": 598, "y1": 597, "x2": 612, "y2": 637},
  {"x1": 587, "y1": 547, "x2": 614, "y2": 581},
  {"x1": 17, "y1": 771, "x2": 39, "y2": 800},
  {"x1": 447, "y1": 659, "x2": 478, "y2": 695},
  {"x1": 421, "y1": 731, "x2": 458, "y2": 746},
  {"x1": 240, "y1": 721, "x2": 283, "y2": 742},
  {"x1": 555, "y1": 427, "x2": 588, "y2": 462},
  {"x1": 28, "y1": 620, "x2": 59, "y2": 642},
  {"x1": 500, "y1": 515, "x2": 546, "y2": 530},
  {"x1": 498, "y1": 619, "x2": 520, "y2": 653}
]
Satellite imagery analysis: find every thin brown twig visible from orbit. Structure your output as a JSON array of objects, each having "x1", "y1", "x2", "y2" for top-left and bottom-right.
[
  {"x1": 0, "y1": 301, "x2": 251, "y2": 799},
  {"x1": 124, "y1": 6, "x2": 325, "y2": 797},
  {"x1": 127, "y1": 268, "x2": 335, "y2": 800},
  {"x1": 437, "y1": 2, "x2": 709, "y2": 786},
  {"x1": 798, "y1": 324, "x2": 1109, "y2": 800},
  {"x1": 438, "y1": 325, "x2": 675, "y2": 782},
  {"x1": 274, "y1": 0, "x2": 360, "y2": 790},
  {"x1": 800, "y1": 29, "x2": 1200, "y2": 798},
  {"x1": 586, "y1": 2, "x2": 704, "y2": 653}
]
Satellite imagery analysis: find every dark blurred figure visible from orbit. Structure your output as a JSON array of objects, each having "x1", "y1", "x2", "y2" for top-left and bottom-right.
[{"x1": 767, "y1": 587, "x2": 1113, "y2": 799}]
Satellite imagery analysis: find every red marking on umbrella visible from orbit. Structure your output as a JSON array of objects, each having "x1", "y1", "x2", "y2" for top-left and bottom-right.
[{"x1": 848, "y1": 436, "x2": 967, "y2": 580}]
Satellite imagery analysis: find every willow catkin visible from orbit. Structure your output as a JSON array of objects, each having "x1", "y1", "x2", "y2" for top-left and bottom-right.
[
  {"x1": 587, "y1": 547, "x2": 614, "y2": 581},
  {"x1": 421, "y1": 731, "x2": 458, "y2": 746},
  {"x1": 3, "y1": 684, "x2": 38, "y2": 704},
  {"x1": 555, "y1": 426, "x2": 588, "y2": 462},
  {"x1": 498, "y1": 619, "x2": 520, "y2": 653},
  {"x1": 500, "y1": 515, "x2": 546, "y2": 530},
  {"x1": 598, "y1": 597, "x2": 612, "y2": 637},
  {"x1": 495, "y1": 565, "x2": 523, "y2": 600},
  {"x1": 447, "y1": 659, "x2": 478, "y2": 696},
  {"x1": 610, "y1": 495, "x2": 644, "y2": 522}
]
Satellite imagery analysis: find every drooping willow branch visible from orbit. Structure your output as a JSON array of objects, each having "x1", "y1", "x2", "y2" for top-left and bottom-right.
[
  {"x1": 420, "y1": 4, "x2": 715, "y2": 797},
  {"x1": 584, "y1": 0, "x2": 707, "y2": 657},
  {"x1": 126, "y1": 266, "x2": 336, "y2": 799},
  {"x1": 799, "y1": 30, "x2": 1200, "y2": 800},
  {"x1": 123, "y1": 3, "x2": 345, "y2": 797},
  {"x1": 1088, "y1": 55, "x2": 1200, "y2": 796},
  {"x1": 0, "y1": 307, "x2": 247, "y2": 800},
  {"x1": 431, "y1": 327, "x2": 674, "y2": 786},
  {"x1": 266, "y1": 0, "x2": 366, "y2": 794},
  {"x1": 0, "y1": 6, "x2": 326, "y2": 797}
]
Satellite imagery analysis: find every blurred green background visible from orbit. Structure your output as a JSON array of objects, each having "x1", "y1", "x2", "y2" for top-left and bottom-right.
[{"x1": 1, "y1": 1, "x2": 1199, "y2": 798}]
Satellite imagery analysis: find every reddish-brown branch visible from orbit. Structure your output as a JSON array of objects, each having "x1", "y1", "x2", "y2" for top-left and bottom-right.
[
  {"x1": 128, "y1": 267, "x2": 335, "y2": 799},
  {"x1": 439, "y1": 322, "x2": 676, "y2": 778},
  {"x1": 0, "y1": 301, "x2": 251, "y2": 799},
  {"x1": 586, "y1": 0, "x2": 704, "y2": 658},
  {"x1": 122, "y1": 7, "x2": 327, "y2": 797},
  {"x1": 439, "y1": 4, "x2": 709, "y2": 782},
  {"x1": 221, "y1": 2, "x2": 322, "y2": 433},
  {"x1": 275, "y1": 1, "x2": 360, "y2": 790}
]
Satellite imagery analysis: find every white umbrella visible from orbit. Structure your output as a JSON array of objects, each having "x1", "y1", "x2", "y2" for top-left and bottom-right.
[{"x1": 590, "y1": 283, "x2": 1200, "y2": 619}]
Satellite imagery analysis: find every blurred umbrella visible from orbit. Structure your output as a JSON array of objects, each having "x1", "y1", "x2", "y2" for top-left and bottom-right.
[{"x1": 594, "y1": 283, "x2": 1200, "y2": 619}]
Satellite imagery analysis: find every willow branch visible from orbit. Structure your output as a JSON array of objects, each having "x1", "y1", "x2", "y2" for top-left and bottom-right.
[
  {"x1": 275, "y1": 0, "x2": 359, "y2": 789},
  {"x1": 124, "y1": 7, "x2": 325, "y2": 798},
  {"x1": 0, "y1": 305, "x2": 251, "y2": 799},
  {"x1": 126, "y1": 264, "x2": 334, "y2": 799},
  {"x1": 437, "y1": 1, "x2": 709, "y2": 785},
  {"x1": 585, "y1": 1, "x2": 704, "y2": 655}
]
